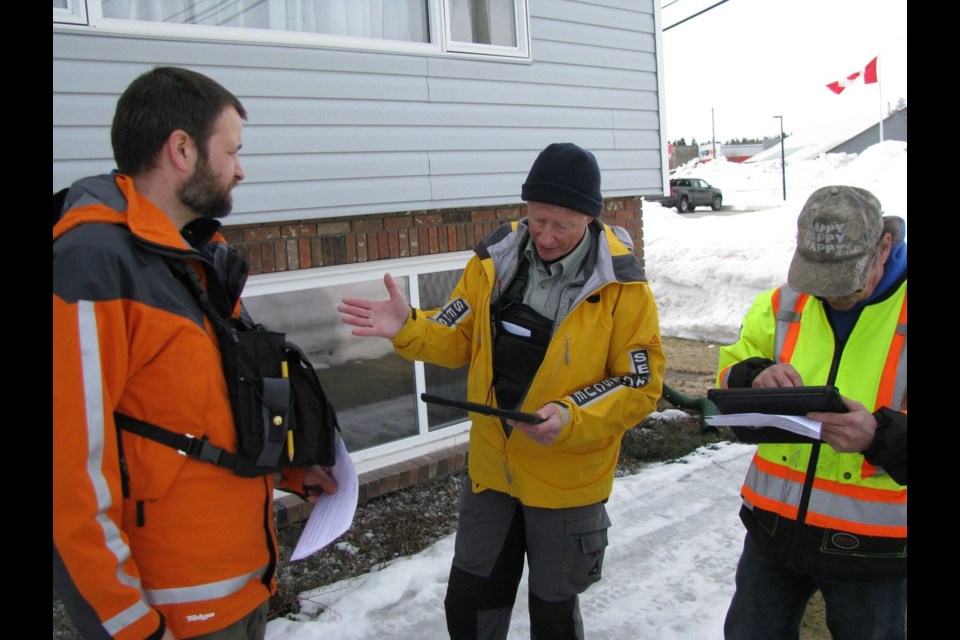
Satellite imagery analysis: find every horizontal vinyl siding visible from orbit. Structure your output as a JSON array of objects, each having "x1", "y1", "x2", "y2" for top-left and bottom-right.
[{"x1": 53, "y1": 0, "x2": 666, "y2": 224}]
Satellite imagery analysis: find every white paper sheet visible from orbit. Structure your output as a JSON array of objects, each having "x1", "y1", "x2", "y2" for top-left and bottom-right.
[
  {"x1": 501, "y1": 320, "x2": 532, "y2": 337},
  {"x1": 290, "y1": 438, "x2": 359, "y2": 561},
  {"x1": 703, "y1": 413, "x2": 823, "y2": 440}
]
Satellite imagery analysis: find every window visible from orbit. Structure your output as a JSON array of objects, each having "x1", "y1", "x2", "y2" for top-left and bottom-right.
[
  {"x1": 52, "y1": 0, "x2": 88, "y2": 24},
  {"x1": 240, "y1": 253, "x2": 472, "y2": 458},
  {"x1": 445, "y1": 0, "x2": 527, "y2": 57},
  {"x1": 54, "y1": 1, "x2": 529, "y2": 59},
  {"x1": 98, "y1": 0, "x2": 429, "y2": 43}
]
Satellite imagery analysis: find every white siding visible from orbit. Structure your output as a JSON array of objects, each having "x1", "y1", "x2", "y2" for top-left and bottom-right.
[{"x1": 53, "y1": 0, "x2": 667, "y2": 225}]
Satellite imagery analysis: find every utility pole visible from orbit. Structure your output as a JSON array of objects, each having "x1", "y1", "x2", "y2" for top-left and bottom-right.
[
  {"x1": 773, "y1": 115, "x2": 786, "y2": 201},
  {"x1": 711, "y1": 108, "x2": 716, "y2": 161}
]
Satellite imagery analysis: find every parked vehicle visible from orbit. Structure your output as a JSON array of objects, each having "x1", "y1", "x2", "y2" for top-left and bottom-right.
[{"x1": 659, "y1": 178, "x2": 723, "y2": 213}]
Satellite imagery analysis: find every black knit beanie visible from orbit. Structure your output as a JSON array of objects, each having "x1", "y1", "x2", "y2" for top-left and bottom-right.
[{"x1": 521, "y1": 143, "x2": 603, "y2": 217}]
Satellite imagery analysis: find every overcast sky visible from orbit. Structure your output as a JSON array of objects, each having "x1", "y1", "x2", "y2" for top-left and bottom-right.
[{"x1": 659, "y1": 0, "x2": 908, "y2": 144}]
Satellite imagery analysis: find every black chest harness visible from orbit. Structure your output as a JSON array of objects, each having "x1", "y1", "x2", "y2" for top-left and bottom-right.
[{"x1": 491, "y1": 257, "x2": 554, "y2": 412}]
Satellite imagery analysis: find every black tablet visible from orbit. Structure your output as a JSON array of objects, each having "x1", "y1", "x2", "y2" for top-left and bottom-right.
[
  {"x1": 707, "y1": 385, "x2": 847, "y2": 416},
  {"x1": 420, "y1": 393, "x2": 544, "y2": 424}
]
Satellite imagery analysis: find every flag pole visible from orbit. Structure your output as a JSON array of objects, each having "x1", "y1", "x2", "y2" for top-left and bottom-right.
[{"x1": 877, "y1": 54, "x2": 884, "y2": 144}]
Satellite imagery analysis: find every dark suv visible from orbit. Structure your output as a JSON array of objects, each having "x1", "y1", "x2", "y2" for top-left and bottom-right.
[{"x1": 665, "y1": 178, "x2": 723, "y2": 213}]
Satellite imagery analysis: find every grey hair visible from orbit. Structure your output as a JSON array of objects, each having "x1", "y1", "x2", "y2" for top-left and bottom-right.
[{"x1": 881, "y1": 215, "x2": 906, "y2": 245}]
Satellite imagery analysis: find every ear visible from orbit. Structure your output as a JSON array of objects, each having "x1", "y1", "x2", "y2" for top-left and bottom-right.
[
  {"x1": 163, "y1": 129, "x2": 196, "y2": 173},
  {"x1": 878, "y1": 232, "x2": 894, "y2": 263}
]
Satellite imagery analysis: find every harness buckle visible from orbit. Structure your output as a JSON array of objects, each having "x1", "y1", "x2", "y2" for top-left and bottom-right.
[{"x1": 177, "y1": 434, "x2": 223, "y2": 465}]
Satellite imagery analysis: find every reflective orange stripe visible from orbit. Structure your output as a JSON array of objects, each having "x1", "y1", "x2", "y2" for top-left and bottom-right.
[
  {"x1": 779, "y1": 293, "x2": 808, "y2": 364},
  {"x1": 741, "y1": 484, "x2": 800, "y2": 520},
  {"x1": 860, "y1": 459, "x2": 879, "y2": 478},
  {"x1": 804, "y1": 512, "x2": 907, "y2": 538},
  {"x1": 753, "y1": 452, "x2": 808, "y2": 484},
  {"x1": 718, "y1": 364, "x2": 733, "y2": 388},
  {"x1": 811, "y1": 475, "x2": 907, "y2": 504},
  {"x1": 755, "y1": 454, "x2": 905, "y2": 504},
  {"x1": 876, "y1": 290, "x2": 907, "y2": 411},
  {"x1": 755, "y1": 454, "x2": 904, "y2": 504},
  {"x1": 770, "y1": 287, "x2": 782, "y2": 315}
]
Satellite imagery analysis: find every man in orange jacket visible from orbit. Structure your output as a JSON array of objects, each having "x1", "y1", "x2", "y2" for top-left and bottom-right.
[{"x1": 53, "y1": 67, "x2": 337, "y2": 640}]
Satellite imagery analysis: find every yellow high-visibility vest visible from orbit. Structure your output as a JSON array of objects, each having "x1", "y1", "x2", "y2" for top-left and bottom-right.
[{"x1": 718, "y1": 281, "x2": 907, "y2": 539}]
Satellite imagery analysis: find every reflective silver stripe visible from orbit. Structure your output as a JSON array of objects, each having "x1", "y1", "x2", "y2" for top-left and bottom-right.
[
  {"x1": 103, "y1": 600, "x2": 154, "y2": 636},
  {"x1": 744, "y1": 461, "x2": 802, "y2": 508},
  {"x1": 772, "y1": 286, "x2": 801, "y2": 363},
  {"x1": 891, "y1": 322, "x2": 907, "y2": 411},
  {"x1": 79, "y1": 301, "x2": 151, "y2": 631},
  {"x1": 144, "y1": 565, "x2": 267, "y2": 605},
  {"x1": 745, "y1": 463, "x2": 906, "y2": 527},
  {"x1": 807, "y1": 486, "x2": 907, "y2": 527}
]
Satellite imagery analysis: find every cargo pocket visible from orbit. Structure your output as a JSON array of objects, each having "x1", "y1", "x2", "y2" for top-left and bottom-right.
[{"x1": 565, "y1": 507, "x2": 612, "y2": 592}]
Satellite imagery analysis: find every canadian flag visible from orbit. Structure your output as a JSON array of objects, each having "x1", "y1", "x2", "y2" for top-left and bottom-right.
[{"x1": 826, "y1": 57, "x2": 878, "y2": 94}]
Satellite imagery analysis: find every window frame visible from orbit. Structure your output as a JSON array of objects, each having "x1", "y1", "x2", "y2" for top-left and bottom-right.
[
  {"x1": 53, "y1": 0, "x2": 531, "y2": 62},
  {"x1": 242, "y1": 251, "x2": 474, "y2": 471},
  {"x1": 52, "y1": 0, "x2": 88, "y2": 25},
  {"x1": 442, "y1": 0, "x2": 530, "y2": 59}
]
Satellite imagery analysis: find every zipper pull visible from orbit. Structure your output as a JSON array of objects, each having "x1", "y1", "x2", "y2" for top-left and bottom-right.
[{"x1": 565, "y1": 336, "x2": 570, "y2": 364}]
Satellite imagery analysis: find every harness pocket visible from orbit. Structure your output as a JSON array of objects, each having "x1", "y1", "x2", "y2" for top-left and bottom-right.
[
  {"x1": 565, "y1": 507, "x2": 612, "y2": 590},
  {"x1": 219, "y1": 324, "x2": 291, "y2": 477},
  {"x1": 285, "y1": 342, "x2": 340, "y2": 468}
]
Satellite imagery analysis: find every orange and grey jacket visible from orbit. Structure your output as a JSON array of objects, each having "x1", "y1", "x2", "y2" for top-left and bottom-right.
[
  {"x1": 717, "y1": 278, "x2": 907, "y2": 579},
  {"x1": 392, "y1": 219, "x2": 665, "y2": 509},
  {"x1": 53, "y1": 174, "x2": 306, "y2": 639}
]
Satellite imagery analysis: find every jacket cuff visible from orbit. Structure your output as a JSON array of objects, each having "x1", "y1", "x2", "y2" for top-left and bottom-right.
[
  {"x1": 861, "y1": 407, "x2": 896, "y2": 465},
  {"x1": 727, "y1": 357, "x2": 775, "y2": 388},
  {"x1": 551, "y1": 401, "x2": 570, "y2": 428},
  {"x1": 144, "y1": 611, "x2": 166, "y2": 640},
  {"x1": 279, "y1": 466, "x2": 308, "y2": 498},
  {"x1": 391, "y1": 308, "x2": 422, "y2": 347},
  {"x1": 860, "y1": 407, "x2": 907, "y2": 485}
]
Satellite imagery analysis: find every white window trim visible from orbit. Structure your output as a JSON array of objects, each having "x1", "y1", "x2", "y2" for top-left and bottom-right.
[
  {"x1": 243, "y1": 251, "x2": 474, "y2": 468},
  {"x1": 442, "y1": 0, "x2": 530, "y2": 59},
  {"x1": 54, "y1": 1, "x2": 531, "y2": 62},
  {"x1": 52, "y1": 0, "x2": 88, "y2": 25}
]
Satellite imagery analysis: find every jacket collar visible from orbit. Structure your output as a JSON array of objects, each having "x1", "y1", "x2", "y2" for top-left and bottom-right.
[{"x1": 54, "y1": 173, "x2": 225, "y2": 254}]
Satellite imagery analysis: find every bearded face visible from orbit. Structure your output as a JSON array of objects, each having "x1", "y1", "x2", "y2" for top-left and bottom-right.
[
  {"x1": 177, "y1": 150, "x2": 235, "y2": 220},
  {"x1": 177, "y1": 106, "x2": 245, "y2": 220}
]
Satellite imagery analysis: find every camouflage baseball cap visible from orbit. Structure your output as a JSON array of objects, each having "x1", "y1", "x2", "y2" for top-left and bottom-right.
[{"x1": 787, "y1": 185, "x2": 883, "y2": 297}]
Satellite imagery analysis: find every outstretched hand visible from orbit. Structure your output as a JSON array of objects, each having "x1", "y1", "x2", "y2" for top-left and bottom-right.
[{"x1": 338, "y1": 273, "x2": 411, "y2": 340}]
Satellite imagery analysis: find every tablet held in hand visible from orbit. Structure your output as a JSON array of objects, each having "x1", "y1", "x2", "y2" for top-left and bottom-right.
[{"x1": 420, "y1": 393, "x2": 545, "y2": 424}]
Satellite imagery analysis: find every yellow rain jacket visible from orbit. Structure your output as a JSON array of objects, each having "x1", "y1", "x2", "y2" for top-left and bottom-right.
[{"x1": 393, "y1": 219, "x2": 664, "y2": 508}]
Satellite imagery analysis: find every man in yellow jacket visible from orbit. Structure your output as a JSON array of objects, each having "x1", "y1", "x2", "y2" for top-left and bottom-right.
[
  {"x1": 339, "y1": 142, "x2": 664, "y2": 639},
  {"x1": 53, "y1": 67, "x2": 336, "y2": 640},
  {"x1": 717, "y1": 186, "x2": 907, "y2": 639}
]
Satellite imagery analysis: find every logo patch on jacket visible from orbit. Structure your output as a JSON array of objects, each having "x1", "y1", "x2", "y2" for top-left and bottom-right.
[
  {"x1": 568, "y1": 350, "x2": 652, "y2": 406},
  {"x1": 431, "y1": 297, "x2": 471, "y2": 327},
  {"x1": 185, "y1": 612, "x2": 216, "y2": 623},
  {"x1": 630, "y1": 349, "x2": 651, "y2": 378},
  {"x1": 829, "y1": 532, "x2": 861, "y2": 550},
  {"x1": 570, "y1": 379, "x2": 623, "y2": 406}
]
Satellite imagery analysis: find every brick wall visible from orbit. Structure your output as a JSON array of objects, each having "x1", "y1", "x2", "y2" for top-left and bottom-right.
[{"x1": 222, "y1": 197, "x2": 646, "y2": 275}]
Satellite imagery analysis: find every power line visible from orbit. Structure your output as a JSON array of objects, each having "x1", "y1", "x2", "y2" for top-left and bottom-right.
[{"x1": 664, "y1": 0, "x2": 731, "y2": 32}]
